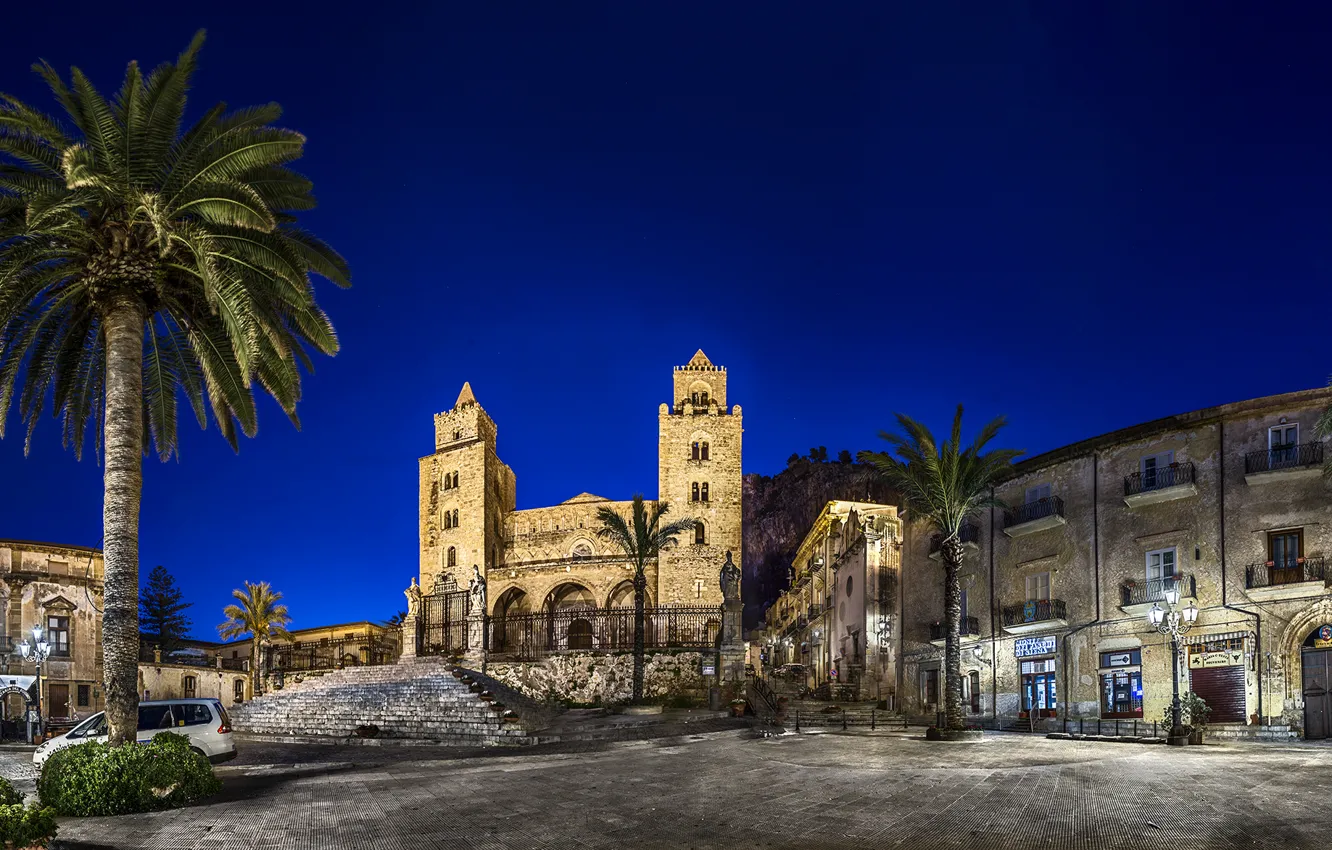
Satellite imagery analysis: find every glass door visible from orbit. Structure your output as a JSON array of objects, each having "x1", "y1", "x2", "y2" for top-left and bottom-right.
[
  {"x1": 1146, "y1": 548, "x2": 1177, "y2": 600},
  {"x1": 1270, "y1": 424, "x2": 1299, "y2": 467},
  {"x1": 1269, "y1": 530, "x2": 1303, "y2": 584},
  {"x1": 1020, "y1": 660, "x2": 1058, "y2": 718}
]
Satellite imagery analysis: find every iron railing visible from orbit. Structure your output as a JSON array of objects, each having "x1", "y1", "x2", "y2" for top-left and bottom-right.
[
  {"x1": 266, "y1": 635, "x2": 399, "y2": 673},
  {"x1": 487, "y1": 606, "x2": 721, "y2": 659},
  {"x1": 1001, "y1": 599, "x2": 1067, "y2": 627},
  {"x1": 929, "y1": 523, "x2": 981, "y2": 555},
  {"x1": 1244, "y1": 442, "x2": 1324, "y2": 475},
  {"x1": 1124, "y1": 462, "x2": 1196, "y2": 497},
  {"x1": 417, "y1": 589, "x2": 471, "y2": 657},
  {"x1": 929, "y1": 616, "x2": 980, "y2": 641},
  {"x1": 1246, "y1": 557, "x2": 1327, "y2": 589},
  {"x1": 1004, "y1": 496, "x2": 1064, "y2": 529},
  {"x1": 1120, "y1": 574, "x2": 1196, "y2": 606}
]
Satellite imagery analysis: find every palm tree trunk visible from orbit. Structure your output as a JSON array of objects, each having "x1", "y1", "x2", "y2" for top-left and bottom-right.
[
  {"x1": 941, "y1": 539, "x2": 964, "y2": 731},
  {"x1": 101, "y1": 296, "x2": 145, "y2": 746},
  {"x1": 632, "y1": 568, "x2": 646, "y2": 704}
]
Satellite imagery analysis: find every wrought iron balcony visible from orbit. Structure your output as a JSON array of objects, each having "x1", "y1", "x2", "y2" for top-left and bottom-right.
[
  {"x1": 1123, "y1": 462, "x2": 1197, "y2": 507},
  {"x1": 1002, "y1": 497, "x2": 1065, "y2": 537},
  {"x1": 1246, "y1": 557, "x2": 1326, "y2": 591},
  {"x1": 1120, "y1": 574, "x2": 1195, "y2": 608},
  {"x1": 928, "y1": 523, "x2": 981, "y2": 559},
  {"x1": 1000, "y1": 599, "x2": 1068, "y2": 634},
  {"x1": 1244, "y1": 442, "x2": 1325, "y2": 484},
  {"x1": 929, "y1": 616, "x2": 980, "y2": 643}
]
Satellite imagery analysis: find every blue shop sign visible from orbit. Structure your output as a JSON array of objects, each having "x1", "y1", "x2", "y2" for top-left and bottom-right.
[{"x1": 1014, "y1": 635, "x2": 1057, "y2": 659}]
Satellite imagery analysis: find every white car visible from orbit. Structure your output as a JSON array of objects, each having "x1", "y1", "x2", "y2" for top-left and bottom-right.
[{"x1": 33, "y1": 699, "x2": 237, "y2": 768}]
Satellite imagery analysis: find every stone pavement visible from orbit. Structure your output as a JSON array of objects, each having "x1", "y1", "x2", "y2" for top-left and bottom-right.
[{"x1": 26, "y1": 730, "x2": 1332, "y2": 849}]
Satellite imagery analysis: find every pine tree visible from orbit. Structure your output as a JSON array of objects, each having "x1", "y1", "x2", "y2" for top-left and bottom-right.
[{"x1": 139, "y1": 565, "x2": 194, "y2": 651}]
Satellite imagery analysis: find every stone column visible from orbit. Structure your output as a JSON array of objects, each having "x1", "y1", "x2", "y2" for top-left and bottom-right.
[
  {"x1": 398, "y1": 616, "x2": 418, "y2": 664},
  {"x1": 463, "y1": 612, "x2": 487, "y2": 672},
  {"x1": 719, "y1": 597, "x2": 746, "y2": 687}
]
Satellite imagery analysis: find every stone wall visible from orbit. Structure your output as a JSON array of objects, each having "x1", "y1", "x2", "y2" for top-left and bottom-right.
[
  {"x1": 138, "y1": 662, "x2": 251, "y2": 709},
  {"x1": 488, "y1": 651, "x2": 710, "y2": 706}
]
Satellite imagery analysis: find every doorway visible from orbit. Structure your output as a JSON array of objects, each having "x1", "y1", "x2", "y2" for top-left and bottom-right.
[
  {"x1": 1020, "y1": 658, "x2": 1058, "y2": 718},
  {"x1": 1302, "y1": 627, "x2": 1332, "y2": 740}
]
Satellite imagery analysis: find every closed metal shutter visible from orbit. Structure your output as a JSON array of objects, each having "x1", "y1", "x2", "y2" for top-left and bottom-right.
[{"x1": 1189, "y1": 666, "x2": 1245, "y2": 724}]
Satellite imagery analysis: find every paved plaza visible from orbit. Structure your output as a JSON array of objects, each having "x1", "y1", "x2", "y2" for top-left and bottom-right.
[{"x1": 22, "y1": 730, "x2": 1332, "y2": 849}]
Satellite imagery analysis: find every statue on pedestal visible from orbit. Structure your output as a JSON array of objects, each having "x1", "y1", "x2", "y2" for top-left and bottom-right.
[
  {"x1": 719, "y1": 551, "x2": 741, "y2": 602},
  {"x1": 404, "y1": 576, "x2": 422, "y2": 618},
  {"x1": 468, "y1": 565, "x2": 487, "y2": 615}
]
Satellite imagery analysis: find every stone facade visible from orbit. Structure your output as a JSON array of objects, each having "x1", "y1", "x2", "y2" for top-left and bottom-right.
[
  {"x1": 416, "y1": 350, "x2": 742, "y2": 619},
  {"x1": 760, "y1": 501, "x2": 901, "y2": 702},
  {"x1": 138, "y1": 656, "x2": 252, "y2": 709},
  {"x1": 889, "y1": 387, "x2": 1332, "y2": 735},
  {"x1": 488, "y1": 651, "x2": 709, "y2": 706},
  {"x1": 0, "y1": 540, "x2": 104, "y2": 731}
]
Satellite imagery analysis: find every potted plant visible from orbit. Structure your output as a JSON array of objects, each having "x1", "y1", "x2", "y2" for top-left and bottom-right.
[{"x1": 1182, "y1": 691, "x2": 1211, "y2": 744}]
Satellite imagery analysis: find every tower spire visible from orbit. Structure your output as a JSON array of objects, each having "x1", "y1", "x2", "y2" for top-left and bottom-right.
[{"x1": 454, "y1": 382, "x2": 477, "y2": 409}]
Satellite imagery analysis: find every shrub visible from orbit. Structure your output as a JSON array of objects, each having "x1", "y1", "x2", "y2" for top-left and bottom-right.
[
  {"x1": 0, "y1": 804, "x2": 57, "y2": 849},
  {"x1": 37, "y1": 732, "x2": 221, "y2": 817},
  {"x1": 0, "y1": 776, "x2": 24, "y2": 807}
]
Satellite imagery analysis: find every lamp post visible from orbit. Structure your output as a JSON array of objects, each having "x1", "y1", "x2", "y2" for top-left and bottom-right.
[
  {"x1": 1147, "y1": 586, "x2": 1198, "y2": 745},
  {"x1": 18, "y1": 625, "x2": 51, "y2": 743}
]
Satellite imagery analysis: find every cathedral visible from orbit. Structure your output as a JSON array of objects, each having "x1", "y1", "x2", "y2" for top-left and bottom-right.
[{"x1": 417, "y1": 350, "x2": 742, "y2": 624}]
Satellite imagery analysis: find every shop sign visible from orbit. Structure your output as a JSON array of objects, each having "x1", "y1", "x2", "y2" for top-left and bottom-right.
[
  {"x1": 1316, "y1": 624, "x2": 1332, "y2": 650},
  {"x1": 1188, "y1": 650, "x2": 1243, "y2": 669},
  {"x1": 1100, "y1": 649, "x2": 1140, "y2": 668},
  {"x1": 1014, "y1": 635, "x2": 1057, "y2": 659}
]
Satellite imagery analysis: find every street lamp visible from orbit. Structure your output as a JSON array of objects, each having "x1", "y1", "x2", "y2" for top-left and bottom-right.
[
  {"x1": 1147, "y1": 586, "x2": 1198, "y2": 745},
  {"x1": 18, "y1": 625, "x2": 51, "y2": 742}
]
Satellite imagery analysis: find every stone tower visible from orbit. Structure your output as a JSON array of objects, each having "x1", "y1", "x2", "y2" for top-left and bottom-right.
[
  {"x1": 657, "y1": 350, "x2": 743, "y2": 606},
  {"x1": 418, "y1": 383, "x2": 516, "y2": 592}
]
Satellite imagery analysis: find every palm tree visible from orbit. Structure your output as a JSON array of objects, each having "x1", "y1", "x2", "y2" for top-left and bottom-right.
[
  {"x1": 595, "y1": 495, "x2": 695, "y2": 704},
  {"x1": 218, "y1": 581, "x2": 293, "y2": 697},
  {"x1": 860, "y1": 406, "x2": 1021, "y2": 732},
  {"x1": 0, "y1": 34, "x2": 349, "y2": 744}
]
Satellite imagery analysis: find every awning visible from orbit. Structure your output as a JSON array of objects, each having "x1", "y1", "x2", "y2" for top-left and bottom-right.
[{"x1": 1184, "y1": 630, "x2": 1252, "y2": 646}]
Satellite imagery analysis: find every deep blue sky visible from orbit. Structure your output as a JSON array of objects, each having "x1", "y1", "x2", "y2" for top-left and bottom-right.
[{"x1": 1, "y1": 3, "x2": 1328, "y2": 638}]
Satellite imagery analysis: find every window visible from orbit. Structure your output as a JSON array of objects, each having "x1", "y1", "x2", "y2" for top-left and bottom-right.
[
  {"x1": 444, "y1": 512, "x2": 452, "y2": 530},
  {"x1": 1139, "y1": 451, "x2": 1174, "y2": 489},
  {"x1": 1269, "y1": 423, "x2": 1299, "y2": 450},
  {"x1": 1269, "y1": 530, "x2": 1304, "y2": 583},
  {"x1": 700, "y1": 391, "x2": 709, "y2": 407},
  {"x1": 695, "y1": 523, "x2": 706, "y2": 545},
  {"x1": 137, "y1": 704, "x2": 173, "y2": 731},
  {"x1": 1024, "y1": 483, "x2": 1051, "y2": 504},
  {"x1": 920, "y1": 668, "x2": 940, "y2": 706},
  {"x1": 77, "y1": 684, "x2": 90, "y2": 707},
  {"x1": 701, "y1": 442, "x2": 710, "y2": 461},
  {"x1": 1146, "y1": 548, "x2": 1177, "y2": 594},
  {"x1": 691, "y1": 442, "x2": 700, "y2": 460},
  {"x1": 1025, "y1": 572, "x2": 1050, "y2": 602},
  {"x1": 701, "y1": 483, "x2": 710, "y2": 502},
  {"x1": 234, "y1": 679, "x2": 246, "y2": 703},
  {"x1": 1099, "y1": 649, "x2": 1143, "y2": 718},
  {"x1": 691, "y1": 483, "x2": 699, "y2": 502},
  {"x1": 846, "y1": 576, "x2": 853, "y2": 597},
  {"x1": 968, "y1": 671, "x2": 981, "y2": 713},
  {"x1": 453, "y1": 429, "x2": 462, "y2": 440},
  {"x1": 178, "y1": 703, "x2": 212, "y2": 726},
  {"x1": 452, "y1": 471, "x2": 459, "y2": 488},
  {"x1": 47, "y1": 616, "x2": 69, "y2": 657},
  {"x1": 447, "y1": 546, "x2": 457, "y2": 567},
  {"x1": 183, "y1": 675, "x2": 197, "y2": 699},
  {"x1": 452, "y1": 509, "x2": 459, "y2": 527}
]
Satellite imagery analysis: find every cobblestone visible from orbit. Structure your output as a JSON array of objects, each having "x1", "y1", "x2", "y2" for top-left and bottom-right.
[{"x1": 40, "y1": 731, "x2": 1332, "y2": 849}]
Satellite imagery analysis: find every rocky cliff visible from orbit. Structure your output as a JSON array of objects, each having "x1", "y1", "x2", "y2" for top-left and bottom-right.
[{"x1": 741, "y1": 456, "x2": 897, "y2": 629}]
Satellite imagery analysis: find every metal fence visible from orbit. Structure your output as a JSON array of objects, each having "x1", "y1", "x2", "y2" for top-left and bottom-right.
[
  {"x1": 1246, "y1": 557, "x2": 1327, "y2": 589},
  {"x1": 929, "y1": 617, "x2": 980, "y2": 641},
  {"x1": 266, "y1": 635, "x2": 399, "y2": 673},
  {"x1": 1124, "y1": 462, "x2": 1196, "y2": 496},
  {"x1": 1120, "y1": 574, "x2": 1196, "y2": 606},
  {"x1": 488, "y1": 606, "x2": 721, "y2": 659},
  {"x1": 1244, "y1": 442, "x2": 1324, "y2": 475},
  {"x1": 1004, "y1": 496, "x2": 1064, "y2": 529},
  {"x1": 1000, "y1": 599, "x2": 1068, "y2": 627},
  {"x1": 418, "y1": 589, "x2": 471, "y2": 657}
]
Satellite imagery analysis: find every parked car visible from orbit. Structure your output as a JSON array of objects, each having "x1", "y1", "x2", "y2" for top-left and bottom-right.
[{"x1": 33, "y1": 699, "x2": 236, "y2": 768}]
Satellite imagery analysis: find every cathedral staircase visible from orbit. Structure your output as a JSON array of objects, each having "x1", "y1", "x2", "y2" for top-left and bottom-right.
[{"x1": 230, "y1": 658, "x2": 558, "y2": 746}]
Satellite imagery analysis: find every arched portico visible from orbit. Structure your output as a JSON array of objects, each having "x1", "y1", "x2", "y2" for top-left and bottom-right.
[
  {"x1": 606, "y1": 579, "x2": 652, "y2": 610},
  {"x1": 1281, "y1": 601, "x2": 1332, "y2": 739}
]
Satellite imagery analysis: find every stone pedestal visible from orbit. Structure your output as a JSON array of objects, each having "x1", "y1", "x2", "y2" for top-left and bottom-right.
[
  {"x1": 398, "y1": 616, "x2": 418, "y2": 664},
  {"x1": 719, "y1": 599, "x2": 746, "y2": 690},
  {"x1": 464, "y1": 614, "x2": 487, "y2": 671}
]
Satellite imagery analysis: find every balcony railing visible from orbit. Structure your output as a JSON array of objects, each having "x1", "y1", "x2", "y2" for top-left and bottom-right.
[
  {"x1": 929, "y1": 616, "x2": 980, "y2": 642},
  {"x1": 1001, "y1": 599, "x2": 1068, "y2": 627},
  {"x1": 1246, "y1": 557, "x2": 1327, "y2": 590},
  {"x1": 1120, "y1": 574, "x2": 1195, "y2": 607},
  {"x1": 1244, "y1": 442, "x2": 1324, "y2": 475},
  {"x1": 1124, "y1": 462, "x2": 1195, "y2": 497},
  {"x1": 807, "y1": 603, "x2": 824, "y2": 620},
  {"x1": 928, "y1": 523, "x2": 981, "y2": 555},
  {"x1": 487, "y1": 606, "x2": 721, "y2": 660},
  {"x1": 1004, "y1": 497, "x2": 1064, "y2": 529},
  {"x1": 266, "y1": 636, "x2": 399, "y2": 673}
]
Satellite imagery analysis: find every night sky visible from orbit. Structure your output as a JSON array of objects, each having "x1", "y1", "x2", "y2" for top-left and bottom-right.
[{"x1": 1, "y1": 3, "x2": 1328, "y2": 638}]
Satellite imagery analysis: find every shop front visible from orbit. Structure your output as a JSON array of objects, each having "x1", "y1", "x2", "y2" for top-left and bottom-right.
[
  {"x1": 1186, "y1": 632, "x2": 1250, "y2": 724},
  {"x1": 1098, "y1": 648, "x2": 1143, "y2": 718},
  {"x1": 1016, "y1": 635, "x2": 1058, "y2": 719}
]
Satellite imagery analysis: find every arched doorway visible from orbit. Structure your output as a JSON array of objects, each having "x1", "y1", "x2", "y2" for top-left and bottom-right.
[
  {"x1": 492, "y1": 587, "x2": 530, "y2": 654},
  {"x1": 544, "y1": 583, "x2": 596, "y2": 651},
  {"x1": 1302, "y1": 625, "x2": 1332, "y2": 739}
]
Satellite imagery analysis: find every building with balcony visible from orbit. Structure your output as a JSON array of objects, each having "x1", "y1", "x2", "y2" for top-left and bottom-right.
[{"x1": 895, "y1": 386, "x2": 1332, "y2": 737}]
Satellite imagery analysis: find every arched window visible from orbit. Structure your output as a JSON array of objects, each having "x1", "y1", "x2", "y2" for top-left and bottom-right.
[
  {"x1": 442, "y1": 475, "x2": 450, "y2": 491},
  {"x1": 701, "y1": 483, "x2": 710, "y2": 502},
  {"x1": 447, "y1": 546, "x2": 457, "y2": 567},
  {"x1": 695, "y1": 522, "x2": 706, "y2": 545},
  {"x1": 690, "y1": 392, "x2": 700, "y2": 405},
  {"x1": 701, "y1": 441, "x2": 710, "y2": 461},
  {"x1": 234, "y1": 679, "x2": 245, "y2": 703},
  {"x1": 183, "y1": 676, "x2": 197, "y2": 699},
  {"x1": 691, "y1": 482, "x2": 699, "y2": 502},
  {"x1": 700, "y1": 391, "x2": 709, "y2": 407},
  {"x1": 691, "y1": 442, "x2": 700, "y2": 460},
  {"x1": 452, "y1": 471, "x2": 459, "y2": 488},
  {"x1": 452, "y1": 509, "x2": 459, "y2": 527},
  {"x1": 443, "y1": 512, "x2": 452, "y2": 530}
]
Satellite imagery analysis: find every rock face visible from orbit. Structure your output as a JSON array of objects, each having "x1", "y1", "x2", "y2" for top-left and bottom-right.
[
  {"x1": 742, "y1": 459, "x2": 897, "y2": 628},
  {"x1": 488, "y1": 651, "x2": 708, "y2": 706}
]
